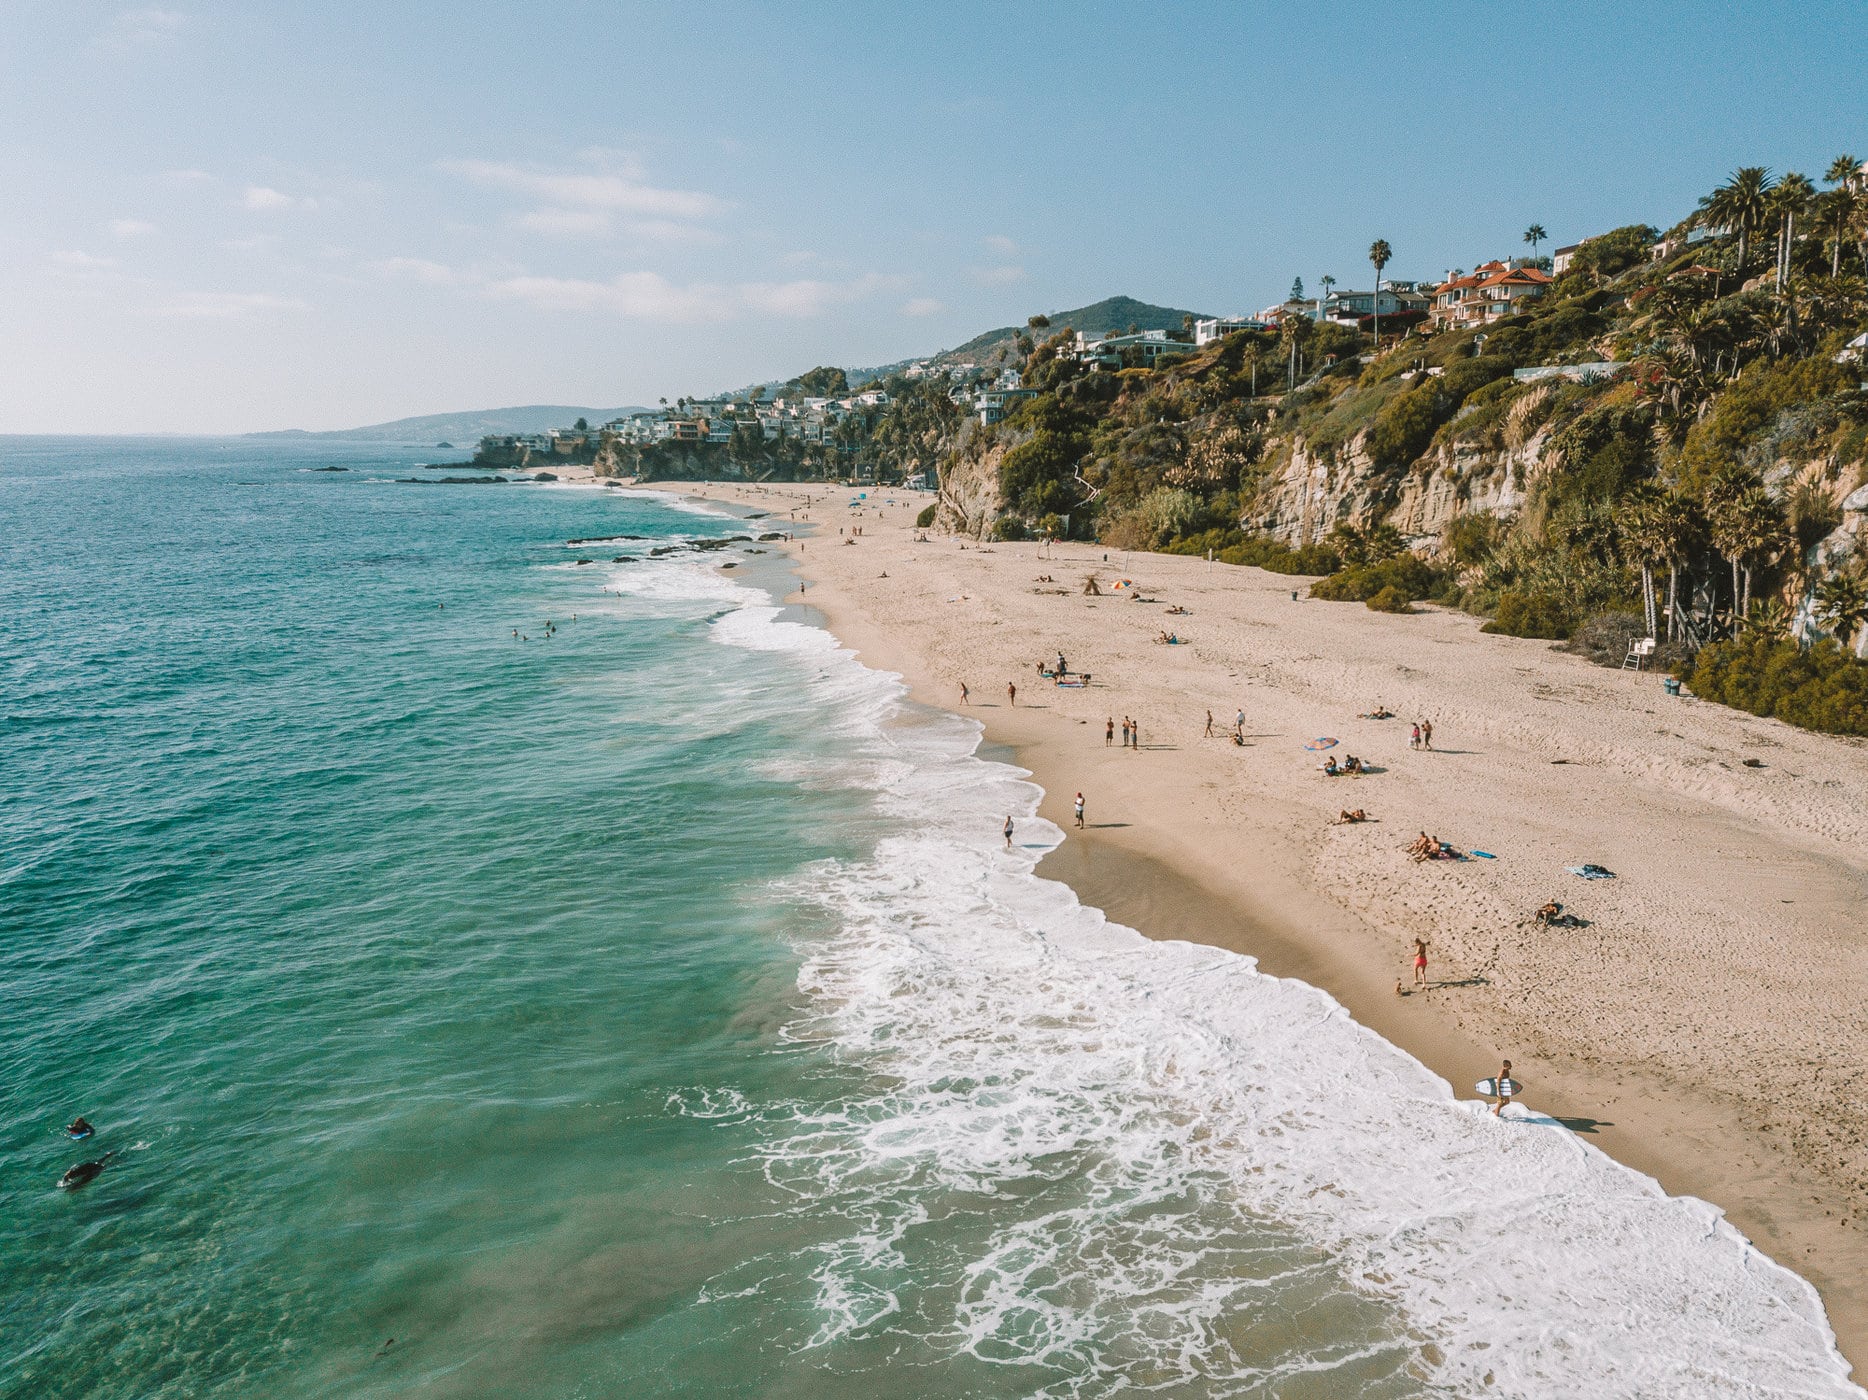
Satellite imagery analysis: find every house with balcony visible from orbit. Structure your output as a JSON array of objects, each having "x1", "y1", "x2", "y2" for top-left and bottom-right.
[
  {"x1": 1194, "y1": 315, "x2": 1271, "y2": 346},
  {"x1": 974, "y1": 387, "x2": 1037, "y2": 425},
  {"x1": 1074, "y1": 329, "x2": 1197, "y2": 369},
  {"x1": 1428, "y1": 261, "x2": 1553, "y2": 331}
]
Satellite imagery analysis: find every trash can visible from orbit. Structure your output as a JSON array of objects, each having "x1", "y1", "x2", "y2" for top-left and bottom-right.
[{"x1": 1662, "y1": 676, "x2": 1681, "y2": 696}]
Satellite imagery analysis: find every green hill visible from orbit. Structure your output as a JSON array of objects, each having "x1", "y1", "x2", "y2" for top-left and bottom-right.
[
  {"x1": 248, "y1": 405, "x2": 646, "y2": 443},
  {"x1": 938, "y1": 295, "x2": 1208, "y2": 363}
]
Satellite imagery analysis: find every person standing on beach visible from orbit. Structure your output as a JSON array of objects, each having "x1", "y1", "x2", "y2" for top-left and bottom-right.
[
  {"x1": 1131, "y1": 719, "x2": 1141, "y2": 750},
  {"x1": 1422, "y1": 718, "x2": 1434, "y2": 750},
  {"x1": 1074, "y1": 792, "x2": 1085, "y2": 828},
  {"x1": 1105, "y1": 718, "x2": 1115, "y2": 747},
  {"x1": 1205, "y1": 709, "x2": 1214, "y2": 738},
  {"x1": 1003, "y1": 815, "x2": 1015, "y2": 849},
  {"x1": 1409, "y1": 723, "x2": 1421, "y2": 750},
  {"x1": 960, "y1": 683, "x2": 970, "y2": 705},
  {"x1": 1492, "y1": 1060, "x2": 1514, "y2": 1116},
  {"x1": 1413, "y1": 938, "x2": 1429, "y2": 987},
  {"x1": 1007, "y1": 682, "x2": 1017, "y2": 706}
]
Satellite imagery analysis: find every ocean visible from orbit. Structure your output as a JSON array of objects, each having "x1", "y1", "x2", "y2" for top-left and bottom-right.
[{"x1": 0, "y1": 437, "x2": 1858, "y2": 1399}]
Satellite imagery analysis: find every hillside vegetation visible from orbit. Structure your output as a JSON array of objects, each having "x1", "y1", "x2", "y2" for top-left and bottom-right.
[{"x1": 619, "y1": 159, "x2": 1868, "y2": 733}]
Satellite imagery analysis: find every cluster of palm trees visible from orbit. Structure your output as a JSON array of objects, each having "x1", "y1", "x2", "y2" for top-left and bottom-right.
[
  {"x1": 1614, "y1": 469, "x2": 1866, "y2": 653},
  {"x1": 1697, "y1": 157, "x2": 1866, "y2": 284}
]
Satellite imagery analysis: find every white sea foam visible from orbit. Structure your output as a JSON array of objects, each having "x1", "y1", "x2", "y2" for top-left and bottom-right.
[{"x1": 608, "y1": 543, "x2": 1864, "y2": 1398}]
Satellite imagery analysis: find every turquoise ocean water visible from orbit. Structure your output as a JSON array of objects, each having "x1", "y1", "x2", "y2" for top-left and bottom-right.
[{"x1": 1, "y1": 439, "x2": 1860, "y2": 1399}]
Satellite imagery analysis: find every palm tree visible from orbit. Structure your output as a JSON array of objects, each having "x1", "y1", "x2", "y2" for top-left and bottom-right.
[
  {"x1": 1280, "y1": 312, "x2": 1312, "y2": 390},
  {"x1": 1815, "y1": 570, "x2": 1868, "y2": 655},
  {"x1": 1319, "y1": 274, "x2": 1336, "y2": 316},
  {"x1": 1710, "y1": 486, "x2": 1787, "y2": 622},
  {"x1": 1813, "y1": 185, "x2": 1859, "y2": 279},
  {"x1": 1826, "y1": 153, "x2": 1863, "y2": 193},
  {"x1": 1367, "y1": 239, "x2": 1392, "y2": 345},
  {"x1": 1698, "y1": 166, "x2": 1776, "y2": 272},
  {"x1": 1523, "y1": 224, "x2": 1548, "y2": 258},
  {"x1": 1771, "y1": 172, "x2": 1816, "y2": 289},
  {"x1": 1621, "y1": 492, "x2": 1666, "y2": 639}
]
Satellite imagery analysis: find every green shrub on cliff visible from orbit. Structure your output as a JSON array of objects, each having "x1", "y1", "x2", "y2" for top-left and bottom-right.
[
  {"x1": 1365, "y1": 585, "x2": 1414, "y2": 613},
  {"x1": 915, "y1": 504, "x2": 937, "y2": 528},
  {"x1": 1311, "y1": 552, "x2": 1439, "y2": 603},
  {"x1": 1689, "y1": 636, "x2": 1868, "y2": 735},
  {"x1": 1480, "y1": 589, "x2": 1576, "y2": 639}
]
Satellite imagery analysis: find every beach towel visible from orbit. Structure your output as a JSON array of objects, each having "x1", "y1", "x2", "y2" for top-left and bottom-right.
[
  {"x1": 1566, "y1": 864, "x2": 1616, "y2": 879},
  {"x1": 1471, "y1": 850, "x2": 1497, "y2": 859}
]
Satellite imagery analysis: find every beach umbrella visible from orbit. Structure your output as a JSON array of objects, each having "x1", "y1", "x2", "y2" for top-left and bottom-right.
[{"x1": 1304, "y1": 737, "x2": 1339, "y2": 750}]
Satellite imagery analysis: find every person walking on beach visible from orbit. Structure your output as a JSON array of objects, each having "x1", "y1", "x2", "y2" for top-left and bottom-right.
[
  {"x1": 1205, "y1": 709, "x2": 1214, "y2": 738},
  {"x1": 1412, "y1": 937, "x2": 1429, "y2": 987},
  {"x1": 1003, "y1": 815, "x2": 1014, "y2": 849},
  {"x1": 1492, "y1": 1059, "x2": 1514, "y2": 1116},
  {"x1": 1007, "y1": 682, "x2": 1017, "y2": 707},
  {"x1": 1073, "y1": 792, "x2": 1085, "y2": 828},
  {"x1": 960, "y1": 682, "x2": 970, "y2": 705},
  {"x1": 1105, "y1": 717, "x2": 1115, "y2": 747},
  {"x1": 1421, "y1": 718, "x2": 1434, "y2": 751},
  {"x1": 1409, "y1": 723, "x2": 1421, "y2": 750}
]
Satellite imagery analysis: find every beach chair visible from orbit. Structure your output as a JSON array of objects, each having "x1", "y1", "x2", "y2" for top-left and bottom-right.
[{"x1": 1622, "y1": 637, "x2": 1655, "y2": 671}]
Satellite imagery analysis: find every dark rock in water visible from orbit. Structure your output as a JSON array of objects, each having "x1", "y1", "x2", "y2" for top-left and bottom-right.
[
  {"x1": 612, "y1": 556, "x2": 636, "y2": 563},
  {"x1": 575, "y1": 559, "x2": 594, "y2": 565},
  {"x1": 532, "y1": 471, "x2": 558, "y2": 482},
  {"x1": 421, "y1": 462, "x2": 479, "y2": 470},
  {"x1": 649, "y1": 545, "x2": 681, "y2": 556},
  {"x1": 748, "y1": 549, "x2": 766, "y2": 554},
  {"x1": 745, "y1": 512, "x2": 768, "y2": 519},
  {"x1": 397, "y1": 476, "x2": 508, "y2": 484},
  {"x1": 690, "y1": 536, "x2": 751, "y2": 552},
  {"x1": 309, "y1": 465, "x2": 350, "y2": 472},
  {"x1": 567, "y1": 534, "x2": 647, "y2": 545},
  {"x1": 720, "y1": 562, "x2": 738, "y2": 569},
  {"x1": 758, "y1": 532, "x2": 786, "y2": 542},
  {"x1": 436, "y1": 441, "x2": 454, "y2": 449}
]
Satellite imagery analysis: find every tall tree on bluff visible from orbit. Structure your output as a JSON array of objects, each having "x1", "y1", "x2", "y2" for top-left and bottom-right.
[
  {"x1": 1698, "y1": 167, "x2": 1775, "y2": 273},
  {"x1": 1771, "y1": 172, "x2": 1815, "y2": 290},
  {"x1": 1523, "y1": 224, "x2": 1548, "y2": 257},
  {"x1": 1816, "y1": 570, "x2": 1868, "y2": 657},
  {"x1": 1821, "y1": 154, "x2": 1863, "y2": 277},
  {"x1": 1367, "y1": 239, "x2": 1392, "y2": 344}
]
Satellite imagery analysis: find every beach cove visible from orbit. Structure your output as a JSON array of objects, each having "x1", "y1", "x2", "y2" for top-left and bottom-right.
[{"x1": 650, "y1": 477, "x2": 1868, "y2": 1382}]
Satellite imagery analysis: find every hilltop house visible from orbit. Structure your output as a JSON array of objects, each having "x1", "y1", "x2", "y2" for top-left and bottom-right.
[
  {"x1": 1194, "y1": 315, "x2": 1271, "y2": 346},
  {"x1": 1429, "y1": 260, "x2": 1553, "y2": 330},
  {"x1": 1075, "y1": 329, "x2": 1197, "y2": 368}
]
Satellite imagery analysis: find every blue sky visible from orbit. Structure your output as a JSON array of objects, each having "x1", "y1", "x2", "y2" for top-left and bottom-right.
[{"x1": 4, "y1": 0, "x2": 1865, "y2": 433}]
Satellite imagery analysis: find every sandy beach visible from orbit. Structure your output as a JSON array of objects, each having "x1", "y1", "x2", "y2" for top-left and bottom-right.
[{"x1": 648, "y1": 478, "x2": 1868, "y2": 1375}]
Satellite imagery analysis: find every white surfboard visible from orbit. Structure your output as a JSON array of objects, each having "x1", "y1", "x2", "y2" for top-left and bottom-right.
[{"x1": 1475, "y1": 1078, "x2": 1523, "y2": 1097}]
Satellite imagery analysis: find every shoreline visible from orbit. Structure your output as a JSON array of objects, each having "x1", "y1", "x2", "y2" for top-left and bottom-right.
[{"x1": 642, "y1": 477, "x2": 1868, "y2": 1379}]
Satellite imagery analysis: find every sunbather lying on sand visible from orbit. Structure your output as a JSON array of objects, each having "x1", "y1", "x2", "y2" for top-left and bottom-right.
[
  {"x1": 1534, "y1": 900, "x2": 1563, "y2": 925},
  {"x1": 1342, "y1": 755, "x2": 1365, "y2": 775},
  {"x1": 1359, "y1": 706, "x2": 1394, "y2": 719},
  {"x1": 1332, "y1": 809, "x2": 1368, "y2": 824}
]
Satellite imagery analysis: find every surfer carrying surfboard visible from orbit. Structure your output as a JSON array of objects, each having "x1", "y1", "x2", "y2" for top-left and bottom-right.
[{"x1": 1492, "y1": 1061, "x2": 1515, "y2": 1116}]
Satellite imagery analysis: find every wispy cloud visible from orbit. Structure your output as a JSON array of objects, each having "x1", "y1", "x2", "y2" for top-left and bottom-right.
[
  {"x1": 148, "y1": 291, "x2": 307, "y2": 319},
  {"x1": 968, "y1": 264, "x2": 1027, "y2": 286},
  {"x1": 901, "y1": 297, "x2": 944, "y2": 317},
  {"x1": 242, "y1": 184, "x2": 316, "y2": 212},
  {"x1": 51, "y1": 250, "x2": 119, "y2": 270},
  {"x1": 371, "y1": 256, "x2": 461, "y2": 286},
  {"x1": 98, "y1": 7, "x2": 186, "y2": 52},
  {"x1": 982, "y1": 234, "x2": 1019, "y2": 256},
  {"x1": 484, "y1": 269, "x2": 899, "y2": 323},
  {"x1": 440, "y1": 157, "x2": 724, "y2": 221},
  {"x1": 109, "y1": 218, "x2": 158, "y2": 239}
]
